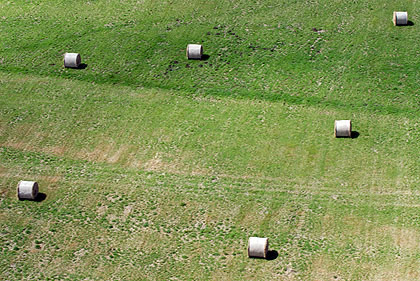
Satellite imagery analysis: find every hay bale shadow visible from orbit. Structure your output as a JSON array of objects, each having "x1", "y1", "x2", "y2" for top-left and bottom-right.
[
  {"x1": 351, "y1": 131, "x2": 360, "y2": 139},
  {"x1": 76, "y1": 63, "x2": 88, "y2": 69},
  {"x1": 266, "y1": 250, "x2": 278, "y2": 260},
  {"x1": 34, "y1": 193, "x2": 47, "y2": 202}
]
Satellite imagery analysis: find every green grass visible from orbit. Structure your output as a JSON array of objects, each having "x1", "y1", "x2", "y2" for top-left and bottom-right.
[
  {"x1": 1, "y1": 0, "x2": 420, "y2": 114},
  {"x1": 1, "y1": 0, "x2": 420, "y2": 280}
]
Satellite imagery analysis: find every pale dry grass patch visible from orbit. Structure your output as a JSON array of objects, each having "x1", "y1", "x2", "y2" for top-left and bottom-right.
[
  {"x1": 39, "y1": 175, "x2": 61, "y2": 184},
  {"x1": 108, "y1": 145, "x2": 130, "y2": 164},
  {"x1": 1, "y1": 122, "x2": 69, "y2": 157},
  {"x1": 45, "y1": 145, "x2": 68, "y2": 156},
  {"x1": 132, "y1": 156, "x2": 180, "y2": 174},
  {"x1": 2, "y1": 141, "x2": 30, "y2": 151},
  {"x1": 341, "y1": 214, "x2": 367, "y2": 236},
  {"x1": 2, "y1": 123, "x2": 39, "y2": 147},
  {"x1": 122, "y1": 229, "x2": 171, "y2": 253},
  {"x1": 129, "y1": 151, "x2": 215, "y2": 176},
  {"x1": 383, "y1": 226, "x2": 420, "y2": 251},
  {"x1": 310, "y1": 255, "x2": 342, "y2": 281},
  {"x1": 76, "y1": 142, "x2": 114, "y2": 162},
  {"x1": 3, "y1": 141, "x2": 68, "y2": 157},
  {"x1": 372, "y1": 261, "x2": 420, "y2": 281},
  {"x1": 143, "y1": 154, "x2": 175, "y2": 172},
  {"x1": 96, "y1": 205, "x2": 108, "y2": 216}
]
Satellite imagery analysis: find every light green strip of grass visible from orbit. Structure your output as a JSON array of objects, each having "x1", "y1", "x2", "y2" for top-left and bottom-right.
[{"x1": 0, "y1": 72, "x2": 419, "y2": 192}]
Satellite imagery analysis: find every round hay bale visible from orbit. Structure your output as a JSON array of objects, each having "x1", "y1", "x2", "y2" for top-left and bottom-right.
[
  {"x1": 186, "y1": 44, "x2": 203, "y2": 60},
  {"x1": 64, "y1": 53, "x2": 81, "y2": 68},
  {"x1": 334, "y1": 120, "x2": 352, "y2": 138},
  {"x1": 248, "y1": 237, "x2": 268, "y2": 258},
  {"x1": 17, "y1": 181, "x2": 39, "y2": 200},
  {"x1": 393, "y1": 12, "x2": 408, "y2": 26}
]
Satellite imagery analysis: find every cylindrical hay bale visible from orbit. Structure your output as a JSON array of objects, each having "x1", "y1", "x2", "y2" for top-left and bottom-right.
[
  {"x1": 17, "y1": 181, "x2": 39, "y2": 200},
  {"x1": 393, "y1": 12, "x2": 408, "y2": 26},
  {"x1": 248, "y1": 237, "x2": 269, "y2": 258},
  {"x1": 186, "y1": 44, "x2": 203, "y2": 60},
  {"x1": 334, "y1": 120, "x2": 352, "y2": 138},
  {"x1": 64, "y1": 53, "x2": 81, "y2": 68}
]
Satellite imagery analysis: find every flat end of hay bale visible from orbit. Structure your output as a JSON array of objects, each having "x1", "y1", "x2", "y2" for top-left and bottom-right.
[
  {"x1": 393, "y1": 11, "x2": 408, "y2": 26},
  {"x1": 186, "y1": 44, "x2": 203, "y2": 60},
  {"x1": 17, "y1": 181, "x2": 39, "y2": 200},
  {"x1": 248, "y1": 237, "x2": 269, "y2": 259},
  {"x1": 64, "y1": 53, "x2": 81, "y2": 68},
  {"x1": 334, "y1": 120, "x2": 352, "y2": 138}
]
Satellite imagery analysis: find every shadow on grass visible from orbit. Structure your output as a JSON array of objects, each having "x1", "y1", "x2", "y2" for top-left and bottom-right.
[
  {"x1": 266, "y1": 250, "x2": 278, "y2": 260},
  {"x1": 18, "y1": 192, "x2": 47, "y2": 202},
  {"x1": 34, "y1": 193, "x2": 47, "y2": 202},
  {"x1": 351, "y1": 131, "x2": 360, "y2": 139},
  {"x1": 397, "y1": 21, "x2": 415, "y2": 26},
  {"x1": 66, "y1": 64, "x2": 88, "y2": 69},
  {"x1": 76, "y1": 63, "x2": 88, "y2": 69},
  {"x1": 201, "y1": 54, "x2": 210, "y2": 61}
]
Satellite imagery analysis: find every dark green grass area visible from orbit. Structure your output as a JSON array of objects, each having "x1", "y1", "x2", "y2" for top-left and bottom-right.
[{"x1": 0, "y1": 0, "x2": 419, "y2": 115}]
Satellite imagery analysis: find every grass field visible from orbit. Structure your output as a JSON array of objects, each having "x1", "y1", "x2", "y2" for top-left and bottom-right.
[{"x1": 1, "y1": 0, "x2": 420, "y2": 280}]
